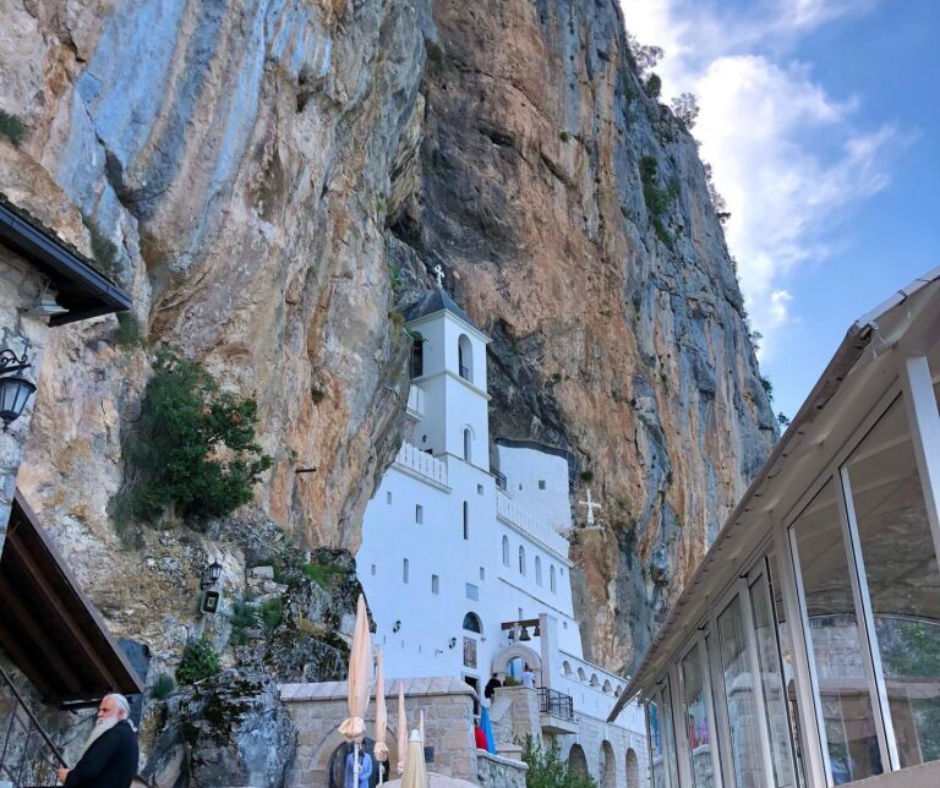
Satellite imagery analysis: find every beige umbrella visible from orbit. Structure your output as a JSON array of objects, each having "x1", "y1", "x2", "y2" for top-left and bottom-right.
[
  {"x1": 397, "y1": 682, "x2": 407, "y2": 776},
  {"x1": 374, "y1": 648, "x2": 389, "y2": 784},
  {"x1": 339, "y1": 595, "x2": 373, "y2": 785},
  {"x1": 401, "y1": 730, "x2": 428, "y2": 788}
]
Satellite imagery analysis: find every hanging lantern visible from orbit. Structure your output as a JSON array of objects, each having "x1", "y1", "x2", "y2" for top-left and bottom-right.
[{"x1": 0, "y1": 349, "x2": 35, "y2": 431}]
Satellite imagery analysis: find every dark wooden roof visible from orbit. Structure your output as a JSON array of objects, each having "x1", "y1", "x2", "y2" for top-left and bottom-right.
[
  {"x1": 0, "y1": 491, "x2": 143, "y2": 704},
  {"x1": 0, "y1": 194, "x2": 131, "y2": 326}
]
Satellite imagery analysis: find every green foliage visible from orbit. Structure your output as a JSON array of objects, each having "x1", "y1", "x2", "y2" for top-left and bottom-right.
[
  {"x1": 520, "y1": 735, "x2": 598, "y2": 788},
  {"x1": 639, "y1": 156, "x2": 675, "y2": 249},
  {"x1": 503, "y1": 675, "x2": 521, "y2": 687},
  {"x1": 80, "y1": 214, "x2": 123, "y2": 282},
  {"x1": 176, "y1": 639, "x2": 222, "y2": 685},
  {"x1": 620, "y1": 75, "x2": 636, "y2": 104},
  {"x1": 580, "y1": 470, "x2": 594, "y2": 483},
  {"x1": 150, "y1": 673, "x2": 176, "y2": 699},
  {"x1": 777, "y1": 412, "x2": 791, "y2": 428},
  {"x1": 260, "y1": 597, "x2": 284, "y2": 635},
  {"x1": 644, "y1": 73, "x2": 662, "y2": 99},
  {"x1": 760, "y1": 376, "x2": 774, "y2": 399},
  {"x1": 302, "y1": 559, "x2": 347, "y2": 587},
  {"x1": 114, "y1": 312, "x2": 145, "y2": 349},
  {"x1": 387, "y1": 261, "x2": 402, "y2": 292},
  {"x1": 559, "y1": 131, "x2": 570, "y2": 142},
  {"x1": 229, "y1": 600, "x2": 259, "y2": 646},
  {"x1": 118, "y1": 349, "x2": 273, "y2": 527},
  {"x1": 311, "y1": 385, "x2": 326, "y2": 405},
  {"x1": 0, "y1": 109, "x2": 26, "y2": 147}
]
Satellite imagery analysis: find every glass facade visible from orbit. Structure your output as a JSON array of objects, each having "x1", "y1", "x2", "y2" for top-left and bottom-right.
[
  {"x1": 790, "y1": 479, "x2": 883, "y2": 785},
  {"x1": 845, "y1": 397, "x2": 940, "y2": 768},
  {"x1": 750, "y1": 568, "x2": 797, "y2": 788},
  {"x1": 681, "y1": 642, "x2": 717, "y2": 788},
  {"x1": 718, "y1": 595, "x2": 765, "y2": 788},
  {"x1": 640, "y1": 337, "x2": 940, "y2": 788}
]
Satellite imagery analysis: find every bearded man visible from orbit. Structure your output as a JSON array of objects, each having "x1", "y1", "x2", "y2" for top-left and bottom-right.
[{"x1": 56, "y1": 693, "x2": 139, "y2": 788}]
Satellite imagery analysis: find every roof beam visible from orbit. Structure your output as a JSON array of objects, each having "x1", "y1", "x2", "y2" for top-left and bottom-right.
[{"x1": 5, "y1": 529, "x2": 119, "y2": 690}]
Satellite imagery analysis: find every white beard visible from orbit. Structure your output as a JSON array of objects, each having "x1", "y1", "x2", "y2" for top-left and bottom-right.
[{"x1": 79, "y1": 717, "x2": 119, "y2": 760}]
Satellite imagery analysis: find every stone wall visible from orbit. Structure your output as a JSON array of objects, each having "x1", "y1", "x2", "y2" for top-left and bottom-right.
[
  {"x1": 281, "y1": 678, "x2": 477, "y2": 788},
  {"x1": 552, "y1": 714, "x2": 649, "y2": 788},
  {"x1": 0, "y1": 249, "x2": 48, "y2": 546},
  {"x1": 476, "y1": 751, "x2": 527, "y2": 788}
]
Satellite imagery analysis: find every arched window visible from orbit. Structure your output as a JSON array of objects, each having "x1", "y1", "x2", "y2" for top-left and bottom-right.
[
  {"x1": 562, "y1": 661, "x2": 573, "y2": 676},
  {"x1": 626, "y1": 749, "x2": 640, "y2": 788},
  {"x1": 463, "y1": 612, "x2": 482, "y2": 633},
  {"x1": 590, "y1": 673, "x2": 600, "y2": 687},
  {"x1": 462, "y1": 501, "x2": 470, "y2": 540},
  {"x1": 602, "y1": 679, "x2": 612, "y2": 694},
  {"x1": 577, "y1": 667, "x2": 586, "y2": 681},
  {"x1": 535, "y1": 556, "x2": 542, "y2": 586},
  {"x1": 518, "y1": 546, "x2": 526, "y2": 576},
  {"x1": 502, "y1": 536, "x2": 510, "y2": 566},
  {"x1": 463, "y1": 428, "x2": 472, "y2": 462},
  {"x1": 568, "y1": 745, "x2": 588, "y2": 778},
  {"x1": 458, "y1": 334, "x2": 473, "y2": 381},
  {"x1": 411, "y1": 333, "x2": 424, "y2": 378},
  {"x1": 549, "y1": 564, "x2": 556, "y2": 593}
]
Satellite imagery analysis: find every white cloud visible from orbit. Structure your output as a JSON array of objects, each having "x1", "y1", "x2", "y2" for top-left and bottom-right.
[{"x1": 619, "y1": 0, "x2": 901, "y2": 360}]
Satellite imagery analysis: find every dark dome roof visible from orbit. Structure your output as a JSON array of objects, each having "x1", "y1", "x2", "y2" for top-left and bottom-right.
[{"x1": 403, "y1": 288, "x2": 483, "y2": 332}]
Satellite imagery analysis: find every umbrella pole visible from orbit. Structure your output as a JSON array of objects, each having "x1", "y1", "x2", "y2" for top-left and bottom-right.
[{"x1": 354, "y1": 742, "x2": 361, "y2": 788}]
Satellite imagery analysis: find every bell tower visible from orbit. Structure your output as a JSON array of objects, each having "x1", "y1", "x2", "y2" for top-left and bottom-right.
[{"x1": 404, "y1": 269, "x2": 491, "y2": 465}]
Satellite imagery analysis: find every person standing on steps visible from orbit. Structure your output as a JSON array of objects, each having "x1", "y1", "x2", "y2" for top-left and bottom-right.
[
  {"x1": 521, "y1": 664, "x2": 536, "y2": 689},
  {"x1": 57, "y1": 694, "x2": 139, "y2": 788}
]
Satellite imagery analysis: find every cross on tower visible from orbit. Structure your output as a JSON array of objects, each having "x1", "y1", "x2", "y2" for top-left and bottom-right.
[
  {"x1": 432, "y1": 264, "x2": 445, "y2": 289},
  {"x1": 578, "y1": 487, "x2": 602, "y2": 525}
]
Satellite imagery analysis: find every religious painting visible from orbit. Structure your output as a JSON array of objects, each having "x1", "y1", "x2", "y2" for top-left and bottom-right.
[{"x1": 463, "y1": 636, "x2": 477, "y2": 669}]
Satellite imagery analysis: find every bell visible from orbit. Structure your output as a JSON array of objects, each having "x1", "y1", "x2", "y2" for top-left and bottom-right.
[
  {"x1": 519, "y1": 626, "x2": 531, "y2": 642},
  {"x1": 508, "y1": 627, "x2": 515, "y2": 643},
  {"x1": 533, "y1": 624, "x2": 541, "y2": 637}
]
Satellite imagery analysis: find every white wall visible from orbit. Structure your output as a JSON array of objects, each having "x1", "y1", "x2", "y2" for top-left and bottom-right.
[{"x1": 497, "y1": 445, "x2": 572, "y2": 532}]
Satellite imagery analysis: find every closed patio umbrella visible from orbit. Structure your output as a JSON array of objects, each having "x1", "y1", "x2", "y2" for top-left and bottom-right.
[
  {"x1": 401, "y1": 730, "x2": 428, "y2": 788},
  {"x1": 418, "y1": 709, "x2": 425, "y2": 745},
  {"x1": 397, "y1": 681, "x2": 407, "y2": 776},
  {"x1": 339, "y1": 595, "x2": 373, "y2": 787},
  {"x1": 374, "y1": 647, "x2": 388, "y2": 784}
]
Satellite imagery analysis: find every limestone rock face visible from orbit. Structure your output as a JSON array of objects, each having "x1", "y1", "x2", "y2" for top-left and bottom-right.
[
  {"x1": 401, "y1": 0, "x2": 776, "y2": 669},
  {"x1": 1, "y1": 0, "x2": 772, "y2": 703}
]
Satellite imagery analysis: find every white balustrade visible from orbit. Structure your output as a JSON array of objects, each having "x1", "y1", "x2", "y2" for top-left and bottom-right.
[
  {"x1": 394, "y1": 442, "x2": 448, "y2": 486},
  {"x1": 496, "y1": 492, "x2": 569, "y2": 556}
]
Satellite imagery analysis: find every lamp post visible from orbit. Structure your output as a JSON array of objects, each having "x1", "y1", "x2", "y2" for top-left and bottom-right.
[{"x1": 0, "y1": 349, "x2": 35, "y2": 431}]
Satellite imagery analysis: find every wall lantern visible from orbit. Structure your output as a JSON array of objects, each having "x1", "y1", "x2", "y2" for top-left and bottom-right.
[
  {"x1": 201, "y1": 559, "x2": 223, "y2": 589},
  {"x1": 0, "y1": 349, "x2": 36, "y2": 431},
  {"x1": 448, "y1": 637, "x2": 457, "y2": 649},
  {"x1": 392, "y1": 619, "x2": 402, "y2": 633}
]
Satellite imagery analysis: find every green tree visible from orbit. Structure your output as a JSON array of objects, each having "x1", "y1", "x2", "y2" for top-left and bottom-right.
[
  {"x1": 520, "y1": 736, "x2": 598, "y2": 788},
  {"x1": 121, "y1": 349, "x2": 272, "y2": 527}
]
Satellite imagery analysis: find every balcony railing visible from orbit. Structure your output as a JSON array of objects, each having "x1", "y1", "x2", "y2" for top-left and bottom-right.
[
  {"x1": 394, "y1": 443, "x2": 448, "y2": 486},
  {"x1": 538, "y1": 687, "x2": 574, "y2": 721},
  {"x1": 0, "y1": 664, "x2": 67, "y2": 788}
]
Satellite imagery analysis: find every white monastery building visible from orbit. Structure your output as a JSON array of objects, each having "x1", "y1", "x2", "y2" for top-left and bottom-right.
[{"x1": 354, "y1": 278, "x2": 648, "y2": 788}]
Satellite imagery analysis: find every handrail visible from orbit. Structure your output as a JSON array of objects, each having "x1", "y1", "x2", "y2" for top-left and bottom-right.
[
  {"x1": 0, "y1": 662, "x2": 68, "y2": 787},
  {"x1": 537, "y1": 687, "x2": 574, "y2": 721}
]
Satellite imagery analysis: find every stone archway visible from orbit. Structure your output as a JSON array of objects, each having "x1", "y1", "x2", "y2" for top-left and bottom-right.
[
  {"x1": 626, "y1": 748, "x2": 640, "y2": 788},
  {"x1": 305, "y1": 727, "x2": 401, "y2": 788},
  {"x1": 599, "y1": 741, "x2": 615, "y2": 788},
  {"x1": 490, "y1": 644, "x2": 541, "y2": 677},
  {"x1": 568, "y1": 743, "x2": 589, "y2": 778}
]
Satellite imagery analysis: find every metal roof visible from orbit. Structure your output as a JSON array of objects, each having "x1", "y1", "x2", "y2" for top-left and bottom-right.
[
  {"x1": 404, "y1": 288, "x2": 484, "y2": 335},
  {"x1": 0, "y1": 194, "x2": 131, "y2": 326}
]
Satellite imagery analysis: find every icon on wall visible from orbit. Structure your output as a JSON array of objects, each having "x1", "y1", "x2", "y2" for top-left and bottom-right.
[{"x1": 463, "y1": 636, "x2": 477, "y2": 669}]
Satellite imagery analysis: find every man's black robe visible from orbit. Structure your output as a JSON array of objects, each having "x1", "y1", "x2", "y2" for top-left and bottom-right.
[{"x1": 64, "y1": 720, "x2": 139, "y2": 788}]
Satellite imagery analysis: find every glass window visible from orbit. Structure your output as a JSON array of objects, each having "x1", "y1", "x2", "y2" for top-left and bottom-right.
[
  {"x1": 718, "y1": 595, "x2": 765, "y2": 788},
  {"x1": 502, "y1": 536, "x2": 510, "y2": 566},
  {"x1": 750, "y1": 568, "x2": 797, "y2": 788},
  {"x1": 790, "y1": 478, "x2": 883, "y2": 785},
  {"x1": 681, "y1": 642, "x2": 716, "y2": 788},
  {"x1": 650, "y1": 698, "x2": 666, "y2": 788},
  {"x1": 845, "y1": 396, "x2": 940, "y2": 768},
  {"x1": 662, "y1": 679, "x2": 681, "y2": 788},
  {"x1": 536, "y1": 556, "x2": 543, "y2": 586}
]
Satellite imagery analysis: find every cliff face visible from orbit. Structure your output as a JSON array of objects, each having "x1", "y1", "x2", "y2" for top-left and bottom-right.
[{"x1": 1, "y1": 0, "x2": 773, "y2": 684}]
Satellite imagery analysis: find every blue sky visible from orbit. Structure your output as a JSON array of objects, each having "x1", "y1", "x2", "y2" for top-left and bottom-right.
[{"x1": 619, "y1": 0, "x2": 939, "y2": 419}]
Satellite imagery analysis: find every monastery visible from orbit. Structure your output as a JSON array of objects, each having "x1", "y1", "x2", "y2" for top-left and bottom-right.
[{"x1": 282, "y1": 274, "x2": 648, "y2": 788}]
